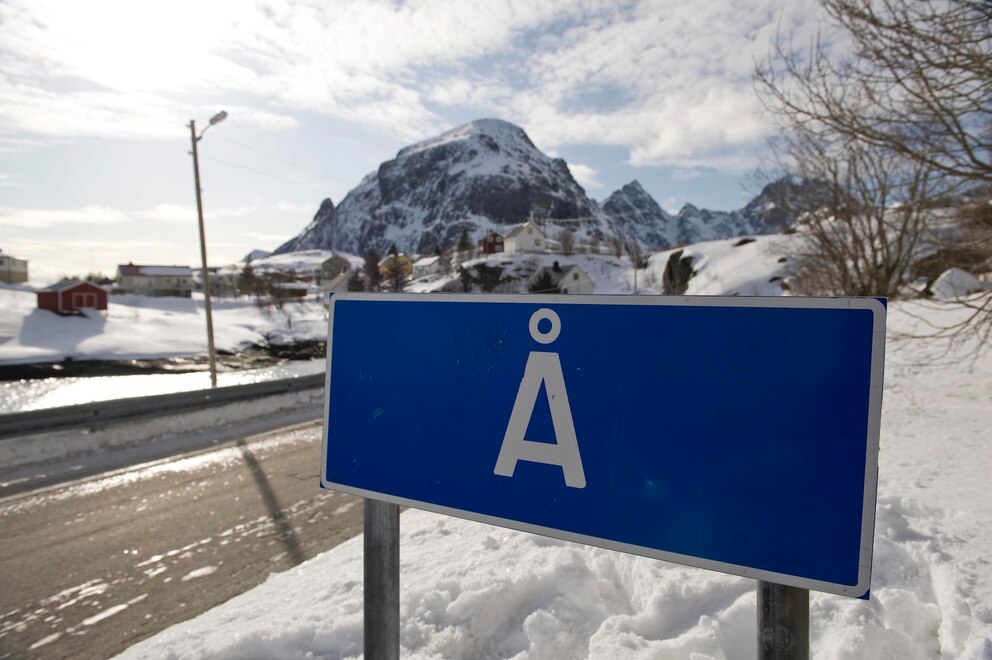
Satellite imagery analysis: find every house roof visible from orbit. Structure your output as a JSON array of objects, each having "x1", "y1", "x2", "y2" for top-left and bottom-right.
[
  {"x1": 44, "y1": 279, "x2": 104, "y2": 292},
  {"x1": 505, "y1": 222, "x2": 545, "y2": 239},
  {"x1": 117, "y1": 264, "x2": 193, "y2": 277},
  {"x1": 413, "y1": 256, "x2": 440, "y2": 267},
  {"x1": 533, "y1": 263, "x2": 584, "y2": 286}
]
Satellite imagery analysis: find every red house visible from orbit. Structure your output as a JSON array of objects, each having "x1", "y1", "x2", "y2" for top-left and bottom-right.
[
  {"x1": 37, "y1": 280, "x2": 108, "y2": 315},
  {"x1": 478, "y1": 232, "x2": 505, "y2": 255}
]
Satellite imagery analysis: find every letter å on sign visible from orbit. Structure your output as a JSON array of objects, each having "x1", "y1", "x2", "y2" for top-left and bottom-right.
[
  {"x1": 494, "y1": 309, "x2": 586, "y2": 489},
  {"x1": 321, "y1": 293, "x2": 885, "y2": 598}
]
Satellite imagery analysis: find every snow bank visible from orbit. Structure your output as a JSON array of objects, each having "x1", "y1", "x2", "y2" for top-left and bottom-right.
[
  {"x1": 0, "y1": 387, "x2": 323, "y2": 471},
  {"x1": 0, "y1": 288, "x2": 329, "y2": 365},
  {"x1": 117, "y1": 300, "x2": 992, "y2": 660}
]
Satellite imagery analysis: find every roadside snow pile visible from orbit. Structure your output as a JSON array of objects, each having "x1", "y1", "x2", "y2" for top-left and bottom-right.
[
  {"x1": 116, "y1": 301, "x2": 992, "y2": 660},
  {"x1": 0, "y1": 288, "x2": 329, "y2": 365}
]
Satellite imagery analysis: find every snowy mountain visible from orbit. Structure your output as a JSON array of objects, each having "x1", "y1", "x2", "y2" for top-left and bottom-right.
[
  {"x1": 275, "y1": 119, "x2": 829, "y2": 256},
  {"x1": 275, "y1": 119, "x2": 610, "y2": 257},
  {"x1": 601, "y1": 180, "x2": 677, "y2": 248},
  {"x1": 602, "y1": 177, "x2": 831, "y2": 249}
]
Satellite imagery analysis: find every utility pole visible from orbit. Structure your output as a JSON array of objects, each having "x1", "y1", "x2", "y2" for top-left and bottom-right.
[{"x1": 188, "y1": 112, "x2": 227, "y2": 388}]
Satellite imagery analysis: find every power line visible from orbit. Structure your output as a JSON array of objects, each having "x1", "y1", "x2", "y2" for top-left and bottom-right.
[
  {"x1": 213, "y1": 136, "x2": 342, "y2": 183},
  {"x1": 199, "y1": 154, "x2": 329, "y2": 192}
]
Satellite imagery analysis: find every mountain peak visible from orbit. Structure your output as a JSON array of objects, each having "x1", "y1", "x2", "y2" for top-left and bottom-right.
[
  {"x1": 398, "y1": 118, "x2": 534, "y2": 159},
  {"x1": 622, "y1": 180, "x2": 648, "y2": 195}
]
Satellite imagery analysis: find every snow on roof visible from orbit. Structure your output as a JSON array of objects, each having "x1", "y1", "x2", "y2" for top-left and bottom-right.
[
  {"x1": 117, "y1": 264, "x2": 193, "y2": 277},
  {"x1": 413, "y1": 256, "x2": 440, "y2": 267},
  {"x1": 506, "y1": 222, "x2": 544, "y2": 239},
  {"x1": 533, "y1": 263, "x2": 582, "y2": 285},
  {"x1": 43, "y1": 279, "x2": 96, "y2": 292}
]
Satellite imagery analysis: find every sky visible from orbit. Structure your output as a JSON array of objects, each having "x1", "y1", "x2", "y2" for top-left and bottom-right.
[{"x1": 0, "y1": 0, "x2": 829, "y2": 284}]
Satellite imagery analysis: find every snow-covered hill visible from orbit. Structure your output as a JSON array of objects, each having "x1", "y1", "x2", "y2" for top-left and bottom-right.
[
  {"x1": 407, "y1": 234, "x2": 791, "y2": 297},
  {"x1": 274, "y1": 119, "x2": 824, "y2": 258}
]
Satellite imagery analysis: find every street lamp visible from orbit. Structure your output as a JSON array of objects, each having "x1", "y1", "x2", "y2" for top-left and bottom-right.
[{"x1": 188, "y1": 110, "x2": 227, "y2": 388}]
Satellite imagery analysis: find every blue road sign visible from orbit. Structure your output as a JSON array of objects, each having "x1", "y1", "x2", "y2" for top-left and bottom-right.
[{"x1": 321, "y1": 294, "x2": 885, "y2": 597}]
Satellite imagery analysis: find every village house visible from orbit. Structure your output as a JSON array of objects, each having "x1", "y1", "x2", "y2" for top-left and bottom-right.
[
  {"x1": 378, "y1": 252, "x2": 413, "y2": 278},
  {"x1": 412, "y1": 255, "x2": 443, "y2": 280},
  {"x1": 37, "y1": 279, "x2": 108, "y2": 314},
  {"x1": 504, "y1": 222, "x2": 547, "y2": 254},
  {"x1": 530, "y1": 262, "x2": 595, "y2": 295},
  {"x1": 316, "y1": 254, "x2": 351, "y2": 284},
  {"x1": 478, "y1": 232, "x2": 505, "y2": 255},
  {"x1": 0, "y1": 249, "x2": 28, "y2": 284},
  {"x1": 116, "y1": 263, "x2": 194, "y2": 297}
]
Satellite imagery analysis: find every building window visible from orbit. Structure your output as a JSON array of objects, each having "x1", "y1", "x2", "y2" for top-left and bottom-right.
[
  {"x1": 535, "y1": 239, "x2": 541, "y2": 246},
  {"x1": 527, "y1": 228, "x2": 532, "y2": 234},
  {"x1": 573, "y1": 273, "x2": 579, "y2": 280}
]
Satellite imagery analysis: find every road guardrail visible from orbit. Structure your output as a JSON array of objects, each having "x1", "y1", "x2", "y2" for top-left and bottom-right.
[{"x1": 0, "y1": 373, "x2": 325, "y2": 440}]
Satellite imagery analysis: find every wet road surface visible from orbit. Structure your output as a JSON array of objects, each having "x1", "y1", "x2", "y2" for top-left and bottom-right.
[{"x1": 0, "y1": 419, "x2": 363, "y2": 659}]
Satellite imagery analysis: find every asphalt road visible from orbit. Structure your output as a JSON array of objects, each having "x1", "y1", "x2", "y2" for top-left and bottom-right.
[{"x1": 0, "y1": 419, "x2": 363, "y2": 660}]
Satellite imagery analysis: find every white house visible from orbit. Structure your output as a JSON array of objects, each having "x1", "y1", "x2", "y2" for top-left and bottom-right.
[
  {"x1": 504, "y1": 222, "x2": 547, "y2": 254},
  {"x1": 116, "y1": 263, "x2": 194, "y2": 297},
  {"x1": 412, "y1": 255, "x2": 443, "y2": 279},
  {"x1": 0, "y1": 249, "x2": 28, "y2": 284},
  {"x1": 531, "y1": 262, "x2": 594, "y2": 294}
]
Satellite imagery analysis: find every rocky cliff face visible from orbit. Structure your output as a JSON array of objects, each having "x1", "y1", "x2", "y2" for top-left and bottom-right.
[{"x1": 275, "y1": 119, "x2": 827, "y2": 256}]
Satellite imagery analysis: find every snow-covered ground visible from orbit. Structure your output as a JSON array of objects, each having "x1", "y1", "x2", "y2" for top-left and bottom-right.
[
  {"x1": 407, "y1": 234, "x2": 791, "y2": 297},
  {"x1": 116, "y1": 307, "x2": 992, "y2": 657},
  {"x1": 0, "y1": 287, "x2": 329, "y2": 366}
]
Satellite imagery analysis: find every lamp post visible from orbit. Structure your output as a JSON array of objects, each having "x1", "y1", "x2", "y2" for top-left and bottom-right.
[{"x1": 188, "y1": 110, "x2": 227, "y2": 389}]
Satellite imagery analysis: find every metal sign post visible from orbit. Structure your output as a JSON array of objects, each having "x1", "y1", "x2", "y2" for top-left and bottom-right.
[
  {"x1": 757, "y1": 581, "x2": 809, "y2": 660},
  {"x1": 364, "y1": 498, "x2": 399, "y2": 660}
]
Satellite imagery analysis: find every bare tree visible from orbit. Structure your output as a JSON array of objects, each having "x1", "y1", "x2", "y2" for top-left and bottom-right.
[
  {"x1": 755, "y1": 0, "x2": 991, "y2": 187},
  {"x1": 363, "y1": 249, "x2": 381, "y2": 292},
  {"x1": 558, "y1": 229, "x2": 576, "y2": 256},
  {"x1": 383, "y1": 244, "x2": 407, "y2": 292},
  {"x1": 755, "y1": 0, "x2": 991, "y2": 328},
  {"x1": 778, "y1": 132, "x2": 939, "y2": 298},
  {"x1": 609, "y1": 235, "x2": 624, "y2": 258},
  {"x1": 438, "y1": 246, "x2": 453, "y2": 275}
]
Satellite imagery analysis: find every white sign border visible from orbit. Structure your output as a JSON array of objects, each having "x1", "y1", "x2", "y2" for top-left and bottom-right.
[{"x1": 320, "y1": 293, "x2": 886, "y2": 598}]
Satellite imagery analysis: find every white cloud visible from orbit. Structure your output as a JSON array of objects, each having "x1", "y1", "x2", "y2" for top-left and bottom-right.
[
  {"x1": 672, "y1": 169, "x2": 704, "y2": 182},
  {"x1": 0, "y1": 205, "x2": 131, "y2": 228},
  {"x1": 567, "y1": 163, "x2": 602, "y2": 190},
  {"x1": 141, "y1": 203, "x2": 257, "y2": 224},
  {"x1": 0, "y1": 0, "x2": 828, "y2": 169},
  {"x1": 0, "y1": 79, "x2": 296, "y2": 140}
]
